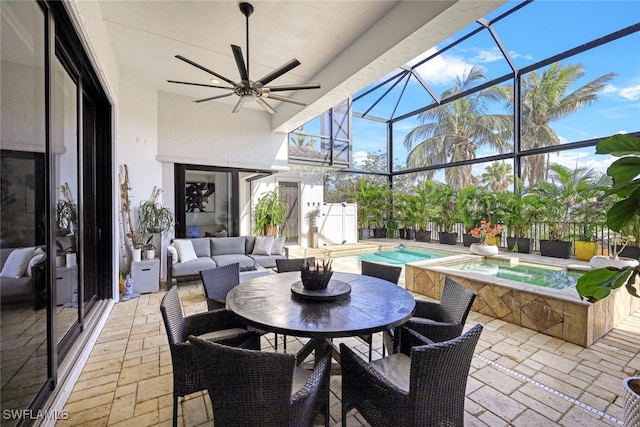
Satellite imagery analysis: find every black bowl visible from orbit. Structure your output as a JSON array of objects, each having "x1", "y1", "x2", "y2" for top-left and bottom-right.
[{"x1": 300, "y1": 270, "x2": 333, "y2": 291}]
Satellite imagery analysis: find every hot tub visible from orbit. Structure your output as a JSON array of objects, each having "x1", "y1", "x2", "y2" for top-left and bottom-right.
[{"x1": 405, "y1": 254, "x2": 640, "y2": 347}]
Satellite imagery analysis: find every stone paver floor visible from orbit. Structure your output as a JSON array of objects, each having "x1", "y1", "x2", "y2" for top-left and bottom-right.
[{"x1": 57, "y1": 244, "x2": 640, "y2": 426}]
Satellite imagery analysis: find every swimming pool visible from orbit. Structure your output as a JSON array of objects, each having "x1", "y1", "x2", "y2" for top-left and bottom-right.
[
  {"x1": 446, "y1": 260, "x2": 582, "y2": 289},
  {"x1": 353, "y1": 248, "x2": 449, "y2": 266}
]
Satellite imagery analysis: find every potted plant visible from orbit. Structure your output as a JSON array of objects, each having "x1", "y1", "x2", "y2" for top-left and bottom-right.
[
  {"x1": 253, "y1": 187, "x2": 290, "y2": 236},
  {"x1": 56, "y1": 199, "x2": 78, "y2": 237},
  {"x1": 432, "y1": 183, "x2": 458, "y2": 245},
  {"x1": 534, "y1": 164, "x2": 589, "y2": 259},
  {"x1": 575, "y1": 134, "x2": 640, "y2": 424},
  {"x1": 504, "y1": 181, "x2": 541, "y2": 254},
  {"x1": 572, "y1": 170, "x2": 611, "y2": 261},
  {"x1": 468, "y1": 220, "x2": 502, "y2": 256},
  {"x1": 355, "y1": 178, "x2": 387, "y2": 240},
  {"x1": 457, "y1": 185, "x2": 483, "y2": 247},
  {"x1": 412, "y1": 180, "x2": 437, "y2": 242},
  {"x1": 137, "y1": 200, "x2": 174, "y2": 259},
  {"x1": 306, "y1": 207, "x2": 321, "y2": 248}
]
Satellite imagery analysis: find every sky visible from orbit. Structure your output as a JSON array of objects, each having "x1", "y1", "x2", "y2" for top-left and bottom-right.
[{"x1": 350, "y1": 0, "x2": 640, "y2": 180}]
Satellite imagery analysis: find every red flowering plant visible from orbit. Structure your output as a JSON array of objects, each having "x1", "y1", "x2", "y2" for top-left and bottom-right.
[{"x1": 470, "y1": 220, "x2": 502, "y2": 245}]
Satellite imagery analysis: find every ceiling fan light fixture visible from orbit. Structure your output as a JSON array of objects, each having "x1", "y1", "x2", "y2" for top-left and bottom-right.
[{"x1": 169, "y1": 1, "x2": 320, "y2": 113}]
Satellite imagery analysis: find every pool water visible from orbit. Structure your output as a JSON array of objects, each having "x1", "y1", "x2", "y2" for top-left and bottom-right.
[
  {"x1": 447, "y1": 260, "x2": 582, "y2": 289},
  {"x1": 353, "y1": 248, "x2": 449, "y2": 266}
]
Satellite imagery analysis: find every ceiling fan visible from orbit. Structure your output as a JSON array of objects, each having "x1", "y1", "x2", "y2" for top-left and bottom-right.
[{"x1": 168, "y1": 2, "x2": 320, "y2": 114}]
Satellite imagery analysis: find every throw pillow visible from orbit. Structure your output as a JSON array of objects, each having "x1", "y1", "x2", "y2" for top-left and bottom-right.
[
  {"x1": 173, "y1": 239, "x2": 198, "y2": 263},
  {"x1": 26, "y1": 248, "x2": 47, "y2": 277},
  {"x1": 252, "y1": 236, "x2": 274, "y2": 255},
  {"x1": 167, "y1": 245, "x2": 179, "y2": 264},
  {"x1": 271, "y1": 237, "x2": 286, "y2": 256},
  {"x1": 0, "y1": 247, "x2": 36, "y2": 279}
]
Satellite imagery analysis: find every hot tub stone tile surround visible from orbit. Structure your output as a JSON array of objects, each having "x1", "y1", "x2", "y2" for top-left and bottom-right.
[{"x1": 405, "y1": 253, "x2": 640, "y2": 347}]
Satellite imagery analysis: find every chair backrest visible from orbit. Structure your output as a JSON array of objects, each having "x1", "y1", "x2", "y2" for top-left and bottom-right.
[
  {"x1": 276, "y1": 257, "x2": 316, "y2": 273},
  {"x1": 160, "y1": 285, "x2": 187, "y2": 346},
  {"x1": 410, "y1": 323, "x2": 483, "y2": 426},
  {"x1": 439, "y1": 276, "x2": 476, "y2": 324},
  {"x1": 361, "y1": 260, "x2": 402, "y2": 284},
  {"x1": 200, "y1": 263, "x2": 240, "y2": 304},
  {"x1": 188, "y1": 335, "x2": 297, "y2": 426}
]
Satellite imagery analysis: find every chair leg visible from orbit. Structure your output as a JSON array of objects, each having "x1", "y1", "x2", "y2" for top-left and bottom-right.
[
  {"x1": 172, "y1": 395, "x2": 178, "y2": 427},
  {"x1": 275, "y1": 333, "x2": 278, "y2": 350},
  {"x1": 284, "y1": 334, "x2": 287, "y2": 352}
]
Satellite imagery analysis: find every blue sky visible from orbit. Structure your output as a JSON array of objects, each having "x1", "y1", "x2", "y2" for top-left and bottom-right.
[{"x1": 351, "y1": 0, "x2": 640, "y2": 179}]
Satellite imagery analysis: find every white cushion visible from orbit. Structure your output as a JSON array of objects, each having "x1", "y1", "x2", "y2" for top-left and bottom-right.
[
  {"x1": 252, "y1": 236, "x2": 274, "y2": 255},
  {"x1": 167, "y1": 245, "x2": 179, "y2": 264},
  {"x1": 0, "y1": 247, "x2": 35, "y2": 279},
  {"x1": 26, "y1": 249, "x2": 46, "y2": 277},
  {"x1": 271, "y1": 237, "x2": 286, "y2": 256},
  {"x1": 173, "y1": 239, "x2": 198, "y2": 263}
]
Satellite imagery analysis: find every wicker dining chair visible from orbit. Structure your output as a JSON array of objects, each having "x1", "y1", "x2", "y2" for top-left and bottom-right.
[
  {"x1": 273, "y1": 257, "x2": 315, "y2": 351},
  {"x1": 399, "y1": 276, "x2": 476, "y2": 346},
  {"x1": 188, "y1": 335, "x2": 332, "y2": 427},
  {"x1": 160, "y1": 285, "x2": 261, "y2": 427},
  {"x1": 341, "y1": 323, "x2": 483, "y2": 427},
  {"x1": 275, "y1": 257, "x2": 316, "y2": 273},
  {"x1": 200, "y1": 263, "x2": 241, "y2": 311},
  {"x1": 360, "y1": 261, "x2": 403, "y2": 360}
]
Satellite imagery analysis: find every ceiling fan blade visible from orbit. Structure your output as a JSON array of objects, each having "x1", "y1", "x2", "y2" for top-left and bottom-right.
[
  {"x1": 194, "y1": 93, "x2": 234, "y2": 103},
  {"x1": 262, "y1": 92, "x2": 307, "y2": 106},
  {"x1": 167, "y1": 80, "x2": 234, "y2": 90},
  {"x1": 232, "y1": 96, "x2": 246, "y2": 113},
  {"x1": 256, "y1": 97, "x2": 276, "y2": 114},
  {"x1": 231, "y1": 45, "x2": 249, "y2": 82},
  {"x1": 175, "y1": 55, "x2": 238, "y2": 87},
  {"x1": 266, "y1": 83, "x2": 321, "y2": 92},
  {"x1": 256, "y1": 59, "x2": 301, "y2": 86}
]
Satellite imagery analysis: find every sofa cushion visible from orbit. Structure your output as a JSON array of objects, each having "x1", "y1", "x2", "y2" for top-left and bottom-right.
[
  {"x1": 0, "y1": 247, "x2": 35, "y2": 279},
  {"x1": 244, "y1": 236, "x2": 256, "y2": 254},
  {"x1": 173, "y1": 239, "x2": 198, "y2": 263},
  {"x1": 171, "y1": 257, "x2": 216, "y2": 277},
  {"x1": 211, "y1": 254, "x2": 255, "y2": 269},
  {"x1": 0, "y1": 276, "x2": 33, "y2": 298},
  {"x1": 211, "y1": 237, "x2": 246, "y2": 256},
  {"x1": 190, "y1": 238, "x2": 212, "y2": 257},
  {"x1": 252, "y1": 236, "x2": 274, "y2": 255},
  {"x1": 26, "y1": 248, "x2": 46, "y2": 277},
  {"x1": 271, "y1": 237, "x2": 286, "y2": 256}
]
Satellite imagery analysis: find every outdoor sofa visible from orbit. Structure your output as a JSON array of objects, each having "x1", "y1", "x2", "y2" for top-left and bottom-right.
[{"x1": 167, "y1": 236, "x2": 287, "y2": 284}]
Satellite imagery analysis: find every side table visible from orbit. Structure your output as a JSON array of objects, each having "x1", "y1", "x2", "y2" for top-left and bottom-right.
[
  {"x1": 56, "y1": 264, "x2": 78, "y2": 306},
  {"x1": 131, "y1": 258, "x2": 160, "y2": 294}
]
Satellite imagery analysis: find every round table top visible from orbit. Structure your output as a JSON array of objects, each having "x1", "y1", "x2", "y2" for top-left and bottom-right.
[{"x1": 226, "y1": 271, "x2": 416, "y2": 339}]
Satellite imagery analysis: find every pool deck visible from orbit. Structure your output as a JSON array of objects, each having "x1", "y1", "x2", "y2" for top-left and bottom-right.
[{"x1": 295, "y1": 239, "x2": 640, "y2": 347}]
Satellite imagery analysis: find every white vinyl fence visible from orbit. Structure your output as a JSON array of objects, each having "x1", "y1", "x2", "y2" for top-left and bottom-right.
[{"x1": 317, "y1": 203, "x2": 358, "y2": 245}]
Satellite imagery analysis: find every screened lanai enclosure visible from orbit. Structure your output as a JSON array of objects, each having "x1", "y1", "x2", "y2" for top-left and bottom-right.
[{"x1": 289, "y1": 0, "x2": 640, "y2": 251}]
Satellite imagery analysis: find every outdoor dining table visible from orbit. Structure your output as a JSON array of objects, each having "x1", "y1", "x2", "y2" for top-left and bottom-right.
[{"x1": 225, "y1": 271, "x2": 416, "y2": 365}]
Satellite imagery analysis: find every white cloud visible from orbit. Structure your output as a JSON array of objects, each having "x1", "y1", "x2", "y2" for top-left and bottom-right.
[
  {"x1": 547, "y1": 150, "x2": 614, "y2": 176},
  {"x1": 352, "y1": 151, "x2": 368, "y2": 166},
  {"x1": 602, "y1": 83, "x2": 640, "y2": 101},
  {"x1": 411, "y1": 48, "x2": 476, "y2": 86}
]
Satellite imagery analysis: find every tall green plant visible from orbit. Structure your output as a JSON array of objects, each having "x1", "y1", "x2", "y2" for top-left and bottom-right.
[
  {"x1": 457, "y1": 185, "x2": 483, "y2": 232},
  {"x1": 577, "y1": 134, "x2": 640, "y2": 301},
  {"x1": 432, "y1": 183, "x2": 458, "y2": 232},
  {"x1": 412, "y1": 180, "x2": 437, "y2": 231},
  {"x1": 504, "y1": 180, "x2": 542, "y2": 238},
  {"x1": 253, "y1": 188, "x2": 290, "y2": 236}
]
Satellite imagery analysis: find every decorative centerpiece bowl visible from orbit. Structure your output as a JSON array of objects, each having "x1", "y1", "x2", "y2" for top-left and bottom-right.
[{"x1": 300, "y1": 259, "x2": 333, "y2": 291}]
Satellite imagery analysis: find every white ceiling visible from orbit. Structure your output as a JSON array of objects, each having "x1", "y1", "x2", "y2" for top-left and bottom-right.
[{"x1": 97, "y1": 1, "x2": 504, "y2": 132}]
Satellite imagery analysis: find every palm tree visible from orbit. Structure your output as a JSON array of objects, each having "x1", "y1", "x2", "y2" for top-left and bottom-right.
[
  {"x1": 505, "y1": 62, "x2": 615, "y2": 186},
  {"x1": 403, "y1": 66, "x2": 512, "y2": 190},
  {"x1": 481, "y1": 161, "x2": 513, "y2": 191}
]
